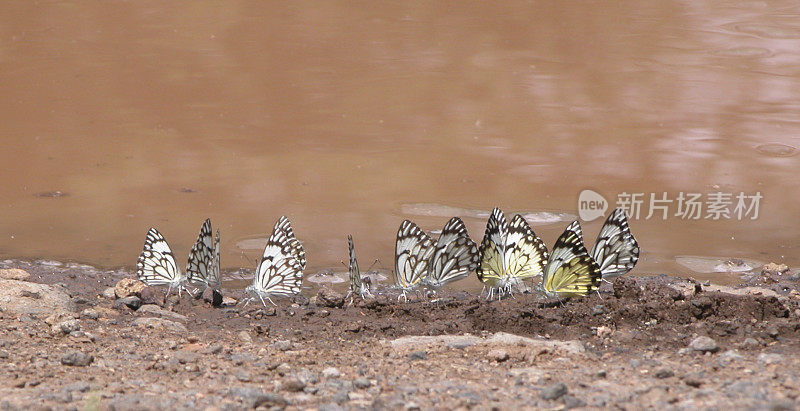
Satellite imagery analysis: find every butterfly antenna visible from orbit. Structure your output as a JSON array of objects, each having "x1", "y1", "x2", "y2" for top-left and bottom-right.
[
  {"x1": 340, "y1": 260, "x2": 348, "y2": 269},
  {"x1": 241, "y1": 251, "x2": 255, "y2": 267},
  {"x1": 367, "y1": 258, "x2": 382, "y2": 271}
]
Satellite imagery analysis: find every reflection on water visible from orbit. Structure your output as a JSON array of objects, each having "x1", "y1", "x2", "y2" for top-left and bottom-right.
[{"x1": 1, "y1": 2, "x2": 800, "y2": 288}]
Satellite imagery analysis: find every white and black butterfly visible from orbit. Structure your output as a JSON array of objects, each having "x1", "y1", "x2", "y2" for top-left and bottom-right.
[
  {"x1": 395, "y1": 220, "x2": 435, "y2": 301},
  {"x1": 186, "y1": 218, "x2": 221, "y2": 298},
  {"x1": 477, "y1": 208, "x2": 549, "y2": 299},
  {"x1": 244, "y1": 216, "x2": 306, "y2": 307},
  {"x1": 345, "y1": 235, "x2": 372, "y2": 301},
  {"x1": 136, "y1": 227, "x2": 187, "y2": 296},
  {"x1": 540, "y1": 221, "x2": 602, "y2": 298},
  {"x1": 425, "y1": 217, "x2": 479, "y2": 288},
  {"x1": 590, "y1": 208, "x2": 640, "y2": 281}
]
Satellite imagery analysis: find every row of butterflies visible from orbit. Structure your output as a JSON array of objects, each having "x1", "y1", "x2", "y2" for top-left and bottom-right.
[{"x1": 135, "y1": 207, "x2": 639, "y2": 307}]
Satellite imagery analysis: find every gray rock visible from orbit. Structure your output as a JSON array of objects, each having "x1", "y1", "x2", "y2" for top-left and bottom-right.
[
  {"x1": 52, "y1": 319, "x2": 81, "y2": 335},
  {"x1": 740, "y1": 337, "x2": 760, "y2": 349},
  {"x1": 132, "y1": 317, "x2": 187, "y2": 333},
  {"x1": 0, "y1": 279, "x2": 76, "y2": 315},
  {"x1": 319, "y1": 403, "x2": 345, "y2": 411},
  {"x1": 238, "y1": 331, "x2": 252, "y2": 343},
  {"x1": 758, "y1": 352, "x2": 784, "y2": 365},
  {"x1": 61, "y1": 351, "x2": 93, "y2": 367},
  {"x1": 689, "y1": 336, "x2": 719, "y2": 353},
  {"x1": 353, "y1": 377, "x2": 371, "y2": 389},
  {"x1": 541, "y1": 382, "x2": 567, "y2": 400},
  {"x1": 114, "y1": 296, "x2": 141, "y2": 311},
  {"x1": 253, "y1": 393, "x2": 287, "y2": 408},
  {"x1": 296, "y1": 369, "x2": 319, "y2": 385},
  {"x1": 272, "y1": 340, "x2": 292, "y2": 351},
  {"x1": 322, "y1": 367, "x2": 341, "y2": 379},
  {"x1": 101, "y1": 287, "x2": 116, "y2": 299},
  {"x1": 62, "y1": 381, "x2": 91, "y2": 393},
  {"x1": 136, "y1": 304, "x2": 187, "y2": 322},
  {"x1": 317, "y1": 287, "x2": 344, "y2": 308},
  {"x1": 488, "y1": 349, "x2": 509, "y2": 362},
  {"x1": 654, "y1": 368, "x2": 674, "y2": 379},
  {"x1": 80, "y1": 308, "x2": 99, "y2": 320},
  {"x1": 282, "y1": 376, "x2": 306, "y2": 392},
  {"x1": 408, "y1": 351, "x2": 427, "y2": 361}
]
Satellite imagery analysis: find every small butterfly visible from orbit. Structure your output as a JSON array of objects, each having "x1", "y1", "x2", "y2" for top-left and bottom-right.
[
  {"x1": 345, "y1": 235, "x2": 373, "y2": 301},
  {"x1": 540, "y1": 221, "x2": 602, "y2": 298},
  {"x1": 186, "y1": 218, "x2": 221, "y2": 298},
  {"x1": 395, "y1": 220, "x2": 435, "y2": 301},
  {"x1": 136, "y1": 227, "x2": 187, "y2": 297},
  {"x1": 244, "y1": 216, "x2": 306, "y2": 307},
  {"x1": 477, "y1": 208, "x2": 549, "y2": 299},
  {"x1": 590, "y1": 208, "x2": 640, "y2": 281},
  {"x1": 425, "y1": 217, "x2": 479, "y2": 288}
]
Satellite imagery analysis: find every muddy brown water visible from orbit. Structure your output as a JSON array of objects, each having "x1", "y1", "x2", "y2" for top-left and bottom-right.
[{"x1": 1, "y1": 2, "x2": 799, "y2": 292}]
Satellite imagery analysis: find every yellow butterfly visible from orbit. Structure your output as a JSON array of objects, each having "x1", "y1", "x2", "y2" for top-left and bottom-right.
[
  {"x1": 477, "y1": 207, "x2": 548, "y2": 299},
  {"x1": 541, "y1": 221, "x2": 601, "y2": 298}
]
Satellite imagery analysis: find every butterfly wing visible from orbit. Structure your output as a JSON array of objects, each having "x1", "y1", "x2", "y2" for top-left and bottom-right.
[
  {"x1": 504, "y1": 214, "x2": 549, "y2": 281},
  {"x1": 477, "y1": 208, "x2": 508, "y2": 287},
  {"x1": 347, "y1": 235, "x2": 362, "y2": 294},
  {"x1": 253, "y1": 216, "x2": 304, "y2": 296},
  {"x1": 186, "y1": 219, "x2": 216, "y2": 288},
  {"x1": 590, "y1": 208, "x2": 640, "y2": 280},
  {"x1": 542, "y1": 221, "x2": 601, "y2": 297},
  {"x1": 137, "y1": 228, "x2": 182, "y2": 286},
  {"x1": 428, "y1": 217, "x2": 479, "y2": 286},
  {"x1": 394, "y1": 220, "x2": 434, "y2": 290}
]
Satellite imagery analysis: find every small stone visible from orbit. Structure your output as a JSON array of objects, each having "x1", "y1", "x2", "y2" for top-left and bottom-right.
[
  {"x1": 253, "y1": 393, "x2": 287, "y2": 408},
  {"x1": 683, "y1": 375, "x2": 703, "y2": 388},
  {"x1": 541, "y1": 382, "x2": 567, "y2": 400},
  {"x1": 211, "y1": 290, "x2": 223, "y2": 307},
  {"x1": 115, "y1": 278, "x2": 147, "y2": 298},
  {"x1": 317, "y1": 287, "x2": 344, "y2": 308},
  {"x1": 101, "y1": 287, "x2": 117, "y2": 299},
  {"x1": 654, "y1": 368, "x2": 674, "y2": 379},
  {"x1": 322, "y1": 367, "x2": 341, "y2": 379},
  {"x1": 740, "y1": 337, "x2": 760, "y2": 349},
  {"x1": 405, "y1": 402, "x2": 421, "y2": 411},
  {"x1": 488, "y1": 349, "x2": 509, "y2": 362},
  {"x1": 276, "y1": 363, "x2": 292, "y2": 376},
  {"x1": 80, "y1": 308, "x2": 99, "y2": 320},
  {"x1": 408, "y1": 351, "x2": 427, "y2": 361},
  {"x1": 61, "y1": 351, "x2": 94, "y2": 367},
  {"x1": 766, "y1": 324, "x2": 780, "y2": 338},
  {"x1": 719, "y1": 350, "x2": 744, "y2": 363},
  {"x1": 113, "y1": 296, "x2": 141, "y2": 311},
  {"x1": 238, "y1": 331, "x2": 252, "y2": 343},
  {"x1": 596, "y1": 326, "x2": 613, "y2": 338},
  {"x1": 758, "y1": 353, "x2": 784, "y2": 365},
  {"x1": 689, "y1": 336, "x2": 719, "y2": 353},
  {"x1": 0, "y1": 268, "x2": 31, "y2": 281},
  {"x1": 139, "y1": 287, "x2": 162, "y2": 306},
  {"x1": 273, "y1": 340, "x2": 292, "y2": 351},
  {"x1": 592, "y1": 305, "x2": 607, "y2": 315},
  {"x1": 282, "y1": 376, "x2": 306, "y2": 392},
  {"x1": 52, "y1": 319, "x2": 81, "y2": 335},
  {"x1": 353, "y1": 378, "x2": 371, "y2": 389}
]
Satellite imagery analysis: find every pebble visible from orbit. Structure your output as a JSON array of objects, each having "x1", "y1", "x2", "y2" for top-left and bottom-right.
[
  {"x1": 740, "y1": 337, "x2": 760, "y2": 349},
  {"x1": 317, "y1": 287, "x2": 345, "y2": 308},
  {"x1": 540, "y1": 382, "x2": 567, "y2": 400},
  {"x1": 273, "y1": 340, "x2": 292, "y2": 351},
  {"x1": 114, "y1": 278, "x2": 147, "y2": 298},
  {"x1": 52, "y1": 319, "x2": 81, "y2": 335},
  {"x1": 101, "y1": 287, "x2": 116, "y2": 299},
  {"x1": 488, "y1": 349, "x2": 509, "y2": 362},
  {"x1": 654, "y1": 368, "x2": 674, "y2": 379},
  {"x1": 61, "y1": 351, "x2": 94, "y2": 367},
  {"x1": 322, "y1": 367, "x2": 341, "y2": 379},
  {"x1": 113, "y1": 296, "x2": 142, "y2": 311},
  {"x1": 353, "y1": 378, "x2": 371, "y2": 389},
  {"x1": 238, "y1": 331, "x2": 252, "y2": 343},
  {"x1": 689, "y1": 336, "x2": 719, "y2": 353},
  {"x1": 0, "y1": 268, "x2": 31, "y2": 281},
  {"x1": 758, "y1": 353, "x2": 784, "y2": 365},
  {"x1": 80, "y1": 308, "x2": 99, "y2": 320},
  {"x1": 282, "y1": 376, "x2": 306, "y2": 392},
  {"x1": 408, "y1": 351, "x2": 427, "y2": 361}
]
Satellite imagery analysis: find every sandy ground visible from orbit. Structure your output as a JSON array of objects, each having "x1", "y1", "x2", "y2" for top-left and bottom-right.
[{"x1": 1, "y1": 259, "x2": 799, "y2": 410}]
